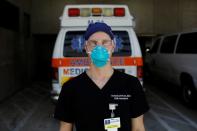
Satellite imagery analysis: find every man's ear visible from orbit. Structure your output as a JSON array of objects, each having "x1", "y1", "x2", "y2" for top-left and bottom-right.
[
  {"x1": 84, "y1": 41, "x2": 89, "y2": 53},
  {"x1": 112, "y1": 40, "x2": 116, "y2": 53}
]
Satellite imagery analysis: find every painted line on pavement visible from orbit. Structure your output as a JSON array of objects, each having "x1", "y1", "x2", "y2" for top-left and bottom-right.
[
  {"x1": 149, "y1": 109, "x2": 178, "y2": 131},
  {"x1": 149, "y1": 89, "x2": 197, "y2": 129},
  {"x1": 158, "y1": 114, "x2": 190, "y2": 125},
  {"x1": 11, "y1": 102, "x2": 26, "y2": 115},
  {"x1": 12, "y1": 95, "x2": 47, "y2": 131},
  {"x1": 149, "y1": 103, "x2": 172, "y2": 112}
]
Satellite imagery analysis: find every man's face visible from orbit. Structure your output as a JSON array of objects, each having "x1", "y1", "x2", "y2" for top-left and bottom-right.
[{"x1": 85, "y1": 31, "x2": 115, "y2": 56}]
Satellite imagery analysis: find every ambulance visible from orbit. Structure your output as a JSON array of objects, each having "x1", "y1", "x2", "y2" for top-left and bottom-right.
[{"x1": 51, "y1": 5, "x2": 143, "y2": 101}]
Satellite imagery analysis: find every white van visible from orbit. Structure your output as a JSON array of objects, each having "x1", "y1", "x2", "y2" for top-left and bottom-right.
[
  {"x1": 147, "y1": 30, "x2": 197, "y2": 106},
  {"x1": 51, "y1": 5, "x2": 143, "y2": 101}
]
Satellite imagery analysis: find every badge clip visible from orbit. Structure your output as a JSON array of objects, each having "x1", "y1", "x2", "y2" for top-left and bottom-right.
[{"x1": 109, "y1": 103, "x2": 118, "y2": 118}]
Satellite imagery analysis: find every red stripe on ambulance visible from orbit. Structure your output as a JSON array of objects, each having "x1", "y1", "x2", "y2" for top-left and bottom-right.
[{"x1": 52, "y1": 57, "x2": 143, "y2": 67}]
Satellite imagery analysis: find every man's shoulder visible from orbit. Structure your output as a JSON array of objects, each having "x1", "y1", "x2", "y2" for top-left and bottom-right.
[
  {"x1": 114, "y1": 69, "x2": 138, "y2": 81},
  {"x1": 62, "y1": 72, "x2": 86, "y2": 88}
]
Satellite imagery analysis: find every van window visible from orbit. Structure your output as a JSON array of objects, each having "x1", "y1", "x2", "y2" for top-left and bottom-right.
[
  {"x1": 176, "y1": 32, "x2": 197, "y2": 54},
  {"x1": 151, "y1": 38, "x2": 160, "y2": 53},
  {"x1": 63, "y1": 31, "x2": 131, "y2": 57},
  {"x1": 160, "y1": 35, "x2": 177, "y2": 53}
]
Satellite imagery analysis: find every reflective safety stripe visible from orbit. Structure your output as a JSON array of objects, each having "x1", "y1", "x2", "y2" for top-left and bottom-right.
[
  {"x1": 61, "y1": 76, "x2": 71, "y2": 86},
  {"x1": 52, "y1": 57, "x2": 143, "y2": 67}
]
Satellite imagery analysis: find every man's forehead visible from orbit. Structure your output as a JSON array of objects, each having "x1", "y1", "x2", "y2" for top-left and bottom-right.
[{"x1": 88, "y1": 31, "x2": 111, "y2": 40}]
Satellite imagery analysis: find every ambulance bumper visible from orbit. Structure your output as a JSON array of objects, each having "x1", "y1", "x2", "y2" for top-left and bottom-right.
[{"x1": 51, "y1": 83, "x2": 61, "y2": 102}]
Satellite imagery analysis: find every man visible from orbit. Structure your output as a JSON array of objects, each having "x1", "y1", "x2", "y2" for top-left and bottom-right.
[{"x1": 54, "y1": 22, "x2": 149, "y2": 131}]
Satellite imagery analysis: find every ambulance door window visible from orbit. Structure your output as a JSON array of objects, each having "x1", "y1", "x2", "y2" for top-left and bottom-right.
[
  {"x1": 63, "y1": 31, "x2": 87, "y2": 57},
  {"x1": 113, "y1": 31, "x2": 131, "y2": 56}
]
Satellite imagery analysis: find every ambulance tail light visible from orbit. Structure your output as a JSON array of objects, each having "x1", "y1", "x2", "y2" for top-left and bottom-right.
[
  {"x1": 52, "y1": 67, "x2": 58, "y2": 82},
  {"x1": 137, "y1": 66, "x2": 143, "y2": 80},
  {"x1": 114, "y1": 8, "x2": 125, "y2": 16},
  {"x1": 68, "y1": 8, "x2": 80, "y2": 17}
]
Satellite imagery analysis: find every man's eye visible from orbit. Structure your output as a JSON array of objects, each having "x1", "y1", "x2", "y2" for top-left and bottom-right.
[
  {"x1": 103, "y1": 41, "x2": 111, "y2": 45},
  {"x1": 89, "y1": 42, "x2": 97, "y2": 46}
]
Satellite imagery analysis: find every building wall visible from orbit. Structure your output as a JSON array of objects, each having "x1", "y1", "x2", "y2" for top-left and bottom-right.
[
  {"x1": 153, "y1": 0, "x2": 180, "y2": 34},
  {"x1": 0, "y1": 0, "x2": 33, "y2": 101},
  {"x1": 180, "y1": 0, "x2": 197, "y2": 31},
  {"x1": 31, "y1": 0, "x2": 197, "y2": 35}
]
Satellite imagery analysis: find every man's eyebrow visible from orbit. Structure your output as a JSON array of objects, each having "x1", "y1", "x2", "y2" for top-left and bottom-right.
[
  {"x1": 88, "y1": 40, "x2": 97, "y2": 42},
  {"x1": 103, "y1": 39, "x2": 112, "y2": 41},
  {"x1": 88, "y1": 39, "x2": 111, "y2": 41}
]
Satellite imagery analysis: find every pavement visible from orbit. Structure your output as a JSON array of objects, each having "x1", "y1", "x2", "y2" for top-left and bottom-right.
[{"x1": 0, "y1": 81, "x2": 197, "y2": 131}]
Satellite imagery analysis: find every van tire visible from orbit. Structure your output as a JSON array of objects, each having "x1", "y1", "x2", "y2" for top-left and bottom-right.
[{"x1": 180, "y1": 75, "x2": 196, "y2": 107}]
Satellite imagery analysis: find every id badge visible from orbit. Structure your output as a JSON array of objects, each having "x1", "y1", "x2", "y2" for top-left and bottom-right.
[{"x1": 104, "y1": 117, "x2": 121, "y2": 131}]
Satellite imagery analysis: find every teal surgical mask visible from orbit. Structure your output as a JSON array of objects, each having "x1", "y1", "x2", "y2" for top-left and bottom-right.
[{"x1": 88, "y1": 45, "x2": 110, "y2": 68}]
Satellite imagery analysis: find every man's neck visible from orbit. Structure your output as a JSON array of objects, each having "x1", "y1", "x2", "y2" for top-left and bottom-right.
[
  {"x1": 87, "y1": 63, "x2": 114, "y2": 89},
  {"x1": 88, "y1": 63, "x2": 114, "y2": 80}
]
